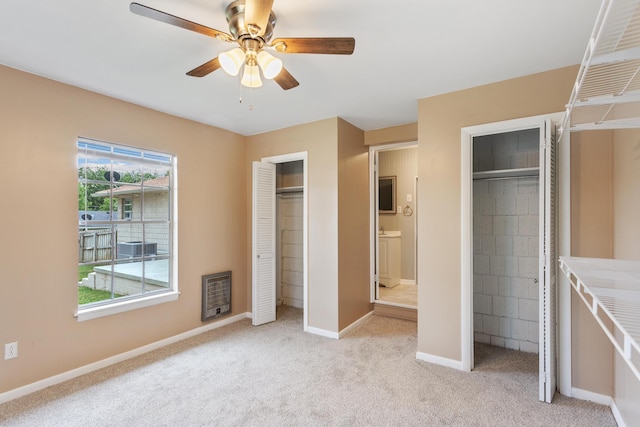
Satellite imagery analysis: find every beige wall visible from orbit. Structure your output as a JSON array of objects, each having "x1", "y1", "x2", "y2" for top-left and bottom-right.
[
  {"x1": 364, "y1": 123, "x2": 418, "y2": 146},
  {"x1": 569, "y1": 131, "x2": 615, "y2": 396},
  {"x1": 613, "y1": 129, "x2": 640, "y2": 260},
  {"x1": 246, "y1": 118, "x2": 371, "y2": 333},
  {"x1": 246, "y1": 119, "x2": 340, "y2": 332},
  {"x1": 567, "y1": 129, "x2": 640, "y2": 415},
  {"x1": 337, "y1": 119, "x2": 371, "y2": 330},
  {"x1": 0, "y1": 65, "x2": 247, "y2": 393},
  {"x1": 612, "y1": 129, "x2": 640, "y2": 423},
  {"x1": 416, "y1": 66, "x2": 577, "y2": 361}
]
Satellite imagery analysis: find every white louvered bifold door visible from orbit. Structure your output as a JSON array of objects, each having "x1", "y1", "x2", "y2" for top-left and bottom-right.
[
  {"x1": 539, "y1": 119, "x2": 557, "y2": 403},
  {"x1": 252, "y1": 161, "x2": 276, "y2": 326}
]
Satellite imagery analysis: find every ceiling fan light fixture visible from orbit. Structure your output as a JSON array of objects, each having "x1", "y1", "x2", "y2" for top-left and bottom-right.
[
  {"x1": 241, "y1": 63, "x2": 262, "y2": 88},
  {"x1": 219, "y1": 47, "x2": 246, "y2": 76},
  {"x1": 257, "y1": 51, "x2": 283, "y2": 79}
]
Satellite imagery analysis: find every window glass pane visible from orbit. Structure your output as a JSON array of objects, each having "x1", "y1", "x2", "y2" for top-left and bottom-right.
[
  {"x1": 145, "y1": 223, "x2": 170, "y2": 258},
  {"x1": 78, "y1": 226, "x2": 114, "y2": 265},
  {"x1": 116, "y1": 191, "x2": 142, "y2": 221},
  {"x1": 116, "y1": 222, "x2": 144, "y2": 258},
  {"x1": 142, "y1": 184, "x2": 170, "y2": 221},
  {"x1": 77, "y1": 138, "x2": 174, "y2": 310}
]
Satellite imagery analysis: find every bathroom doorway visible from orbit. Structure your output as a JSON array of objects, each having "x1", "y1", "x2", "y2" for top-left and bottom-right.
[{"x1": 369, "y1": 142, "x2": 418, "y2": 309}]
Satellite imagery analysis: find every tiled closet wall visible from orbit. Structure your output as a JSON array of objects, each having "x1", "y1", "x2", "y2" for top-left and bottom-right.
[
  {"x1": 473, "y1": 129, "x2": 540, "y2": 353},
  {"x1": 277, "y1": 193, "x2": 303, "y2": 308},
  {"x1": 276, "y1": 161, "x2": 304, "y2": 309}
]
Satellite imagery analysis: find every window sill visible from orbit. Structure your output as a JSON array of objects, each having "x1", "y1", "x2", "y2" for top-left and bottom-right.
[{"x1": 75, "y1": 291, "x2": 180, "y2": 322}]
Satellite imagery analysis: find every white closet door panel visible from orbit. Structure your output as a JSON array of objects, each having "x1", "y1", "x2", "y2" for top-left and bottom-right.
[
  {"x1": 539, "y1": 119, "x2": 557, "y2": 403},
  {"x1": 252, "y1": 161, "x2": 276, "y2": 326}
]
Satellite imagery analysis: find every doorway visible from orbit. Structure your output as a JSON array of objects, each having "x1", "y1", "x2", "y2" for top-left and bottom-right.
[
  {"x1": 461, "y1": 114, "x2": 564, "y2": 403},
  {"x1": 369, "y1": 142, "x2": 418, "y2": 308},
  {"x1": 252, "y1": 152, "x2": 308, "y2": 331}
]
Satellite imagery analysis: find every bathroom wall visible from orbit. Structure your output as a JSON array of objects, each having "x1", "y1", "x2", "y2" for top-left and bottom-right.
[
  {"x1": 378, "y1": 147, "x2": 417, "y2": 282},
  {"x1": 472, "y1": 129, "x2": 541, "y2": 353}
]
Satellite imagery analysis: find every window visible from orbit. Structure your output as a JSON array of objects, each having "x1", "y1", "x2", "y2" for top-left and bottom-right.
[
  {"x1": 77, "y1": 138, "x2": 177, "y2": 320},
  {"x1": 122, "y1": 198, "x2": 133, "y2": 220}
]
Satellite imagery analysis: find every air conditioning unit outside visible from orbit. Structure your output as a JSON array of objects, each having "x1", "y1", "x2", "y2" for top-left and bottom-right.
[{"x1": 117, "y1": 241, "x2": 157, "y2": 259}]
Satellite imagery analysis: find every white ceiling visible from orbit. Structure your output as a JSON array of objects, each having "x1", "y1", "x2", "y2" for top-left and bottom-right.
[{"x1": 1, "y1": 0, "x2": 602, "y2": 136}]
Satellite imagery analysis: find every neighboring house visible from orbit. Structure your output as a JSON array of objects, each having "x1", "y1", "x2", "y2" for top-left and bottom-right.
[{"x1": 91, "y1": 176, "x2": 170, "y2": 255}]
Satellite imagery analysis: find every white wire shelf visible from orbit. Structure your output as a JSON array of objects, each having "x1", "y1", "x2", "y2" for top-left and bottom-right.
[
  {"x1": 560, "y1": 0, "x2": 640, "y2": 138},
  {"x1": 559, "y1": 256, "x2": 640, "y2": 382}
]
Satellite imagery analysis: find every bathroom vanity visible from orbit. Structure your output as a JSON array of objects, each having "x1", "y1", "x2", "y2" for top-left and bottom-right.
[{"x1": 379, "y1": 231, "x2": 401, "y2": 288}]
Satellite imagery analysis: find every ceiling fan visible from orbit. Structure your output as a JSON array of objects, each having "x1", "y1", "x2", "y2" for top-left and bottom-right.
[{"x1": 130, "y1": 0, "x2": 355, "y2": 90}]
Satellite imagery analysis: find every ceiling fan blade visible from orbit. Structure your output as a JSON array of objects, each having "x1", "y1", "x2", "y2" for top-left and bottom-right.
[
  {"x1": 244, "y1": 0, "x2": 274, "y2": 37},
  {"x1": 274, "y1": 67, "x2": 299, "y2": 90},
  {"x1": 186, "y1": 58, "x2": 221, "y2": 77},
  {"x1": 271, "y1": 38, "x2": 355, "y2": 55},
  {"x1": 130, "y1": 2, "x2": 232, "y2": 42}
]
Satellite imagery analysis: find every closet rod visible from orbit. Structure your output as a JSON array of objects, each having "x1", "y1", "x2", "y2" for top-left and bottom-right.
[
  {"x1": 473, "y1": 175, "x2": 539, "y2": 182},
  {"x1": 276, "y1": 190, "x2": 304, "y2": 195},
  {"x1": 276, "y1": 186, "x2": 304, "y2": 195}
]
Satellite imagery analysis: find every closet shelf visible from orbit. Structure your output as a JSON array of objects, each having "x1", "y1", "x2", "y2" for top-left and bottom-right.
[
  {"x1": 276, "y1": 186, "x2": 303, "y2": 194},
  {"x1": 560, "y1": 0, "x2": 640, "y2": 138},
  {"x1": 559, "y1": 256, "x2": 640, "y2": 382},
  {"x1": 472, "y1": 167, "x2": 539, "y2": 180}
]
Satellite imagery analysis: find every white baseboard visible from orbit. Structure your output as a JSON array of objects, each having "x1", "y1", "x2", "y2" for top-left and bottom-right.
[
  {"x1": 571, "y1": 387, "x2": 628, "y2": 427},
  {"x1": 571, "y1": 387, "x2": 612, "y2": 406},
  {"x1": 610, "y1": 398, "x2": 627, "y2": 427},
  {"x1": 306, "y1": 326, "x2": 339, "y2": 339},
  {"x1": 0, "y1": 312, "x2": 251, "y2": 405},
  {"x1": 400, "y1": 279, "x2": 416, "y2": 285},
  {"x1": 416, "y1": 351, "x2": 463, "y2": 370},
  {"x1": 338, "y1": 311, "x2": 374, "y2": 338}
]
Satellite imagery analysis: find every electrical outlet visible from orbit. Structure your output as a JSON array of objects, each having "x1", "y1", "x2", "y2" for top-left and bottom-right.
[{"x1": 5, "y1": 342, "x2": 18, "y2": 360}]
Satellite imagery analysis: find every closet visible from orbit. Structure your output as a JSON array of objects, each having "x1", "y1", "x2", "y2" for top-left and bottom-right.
[
  {"x1": 472, "y1": 128, "x2": 542, "y2": 353},
  {"x1": 462, "y1": 114, "x2": 558, "y2": 403},
  {"x1": 252, "y1": 154, "x2": 307, "y2": 328}
]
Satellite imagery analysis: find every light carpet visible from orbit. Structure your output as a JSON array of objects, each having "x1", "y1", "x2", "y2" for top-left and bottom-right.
[{"x1": 0, "y1": 306, "x2": 615, "y2": 426}]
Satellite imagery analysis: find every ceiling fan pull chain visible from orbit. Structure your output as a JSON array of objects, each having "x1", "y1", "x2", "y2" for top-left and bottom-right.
[{"x1": 248, "y1": 87, "x2": 255, "y2": 111}]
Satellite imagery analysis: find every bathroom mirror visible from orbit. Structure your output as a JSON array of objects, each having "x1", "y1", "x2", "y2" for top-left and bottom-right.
[{"x1": 378, "y1": 176, "x2": 396, "y2": 214}]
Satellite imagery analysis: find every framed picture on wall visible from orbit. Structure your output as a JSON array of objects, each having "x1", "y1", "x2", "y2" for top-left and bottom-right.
[{"x1": 378, "y1": 176, "x2": 396, "y2": 214}]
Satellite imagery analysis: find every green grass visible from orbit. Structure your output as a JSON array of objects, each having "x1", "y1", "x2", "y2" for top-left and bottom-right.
[
  {"x1": 78, "y1": 265, "x2": 94, "y2": 281},
  {"x1": 78, "y1": 287, "x2": 123, "y2": 305},
  {"x1": 78, "y1": 265, "x2": 123, "y2": 304}
]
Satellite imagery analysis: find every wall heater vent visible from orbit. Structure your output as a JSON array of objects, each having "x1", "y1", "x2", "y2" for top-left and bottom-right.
[{"x1": 201, "y1": 271, "x2": 231, "y2": 321}]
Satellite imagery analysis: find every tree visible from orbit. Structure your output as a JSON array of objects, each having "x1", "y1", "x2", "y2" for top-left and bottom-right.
[{"x1": 78, "y1": 167, "x2": 115, "y2": 212}]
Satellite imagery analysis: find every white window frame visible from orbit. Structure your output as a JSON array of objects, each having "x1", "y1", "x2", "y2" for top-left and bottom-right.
[
  {"x1": 76, "y1": 138, "x2": 179, "y2": 321},
  {"x1": 122, "y1": 198, "x2": 133, "y2": 220}
]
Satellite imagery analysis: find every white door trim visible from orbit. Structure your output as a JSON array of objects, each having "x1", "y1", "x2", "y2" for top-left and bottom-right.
[
  {"x1": 260, "y1": 151, "x2": 309, "y2": 331},
  {"x1": 460, "y1": 113, "x2": 569, "y2": 383}
]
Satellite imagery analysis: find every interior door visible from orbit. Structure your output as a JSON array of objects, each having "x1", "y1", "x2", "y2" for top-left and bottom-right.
[
  {"x1": 252, "y1": 161, "x2": 276, "y2": 326},
  {"x1": 539, "y1": 119, "x2": 557, "y2": 403}
]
